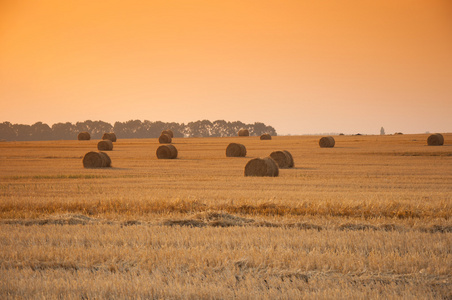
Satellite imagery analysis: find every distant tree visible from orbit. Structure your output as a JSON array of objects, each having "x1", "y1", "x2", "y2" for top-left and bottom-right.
[
  {"x1": 0, "y1": 119, "x2": 277, "y2": 140},
  {"x1": 147, "y1": 121, "x2": 167, "y2": 138},
  {"x1": 380, "y1": 127, "x2": 385, "y2": 135},
  {"x1": 186, "y1": 120, "x2": 213, "y2": 137},
  {"x1": 0, "y1": 122, "x2": 16, "y2": 141},
  {"x1": 212, "y1": 120, "x2": 228, "y2": 137},
  {"x1": 31, "y1": 122, "x2": 52, "y2": 140},
  {"x1": 252, "y1": 122, "x2": 277, "y2": 136},
  {"x1": 14, "y1": 124, "x2": 33, "y2": 141},
  {"x1": 52, "y1": 122, "x2": 76, "y2": 140},
  {"x1": 165, "y1": 122, "x2": 185, "y2": 138},
  {"x1": 229, "y1": 121, "x2": 246, "y2": 136},
  {"x1": 113, "y1": 121, "x2": 128, "y2": 138}
]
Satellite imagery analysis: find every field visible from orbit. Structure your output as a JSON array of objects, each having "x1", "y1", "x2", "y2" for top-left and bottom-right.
[{"x1": 1, "y1": 134, "x2": 451, "y2": 299}]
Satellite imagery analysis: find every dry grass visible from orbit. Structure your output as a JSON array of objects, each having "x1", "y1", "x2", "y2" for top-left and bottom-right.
[
  {"x1": 0, "y1": 133, "x2": 451, "y2": 298},
  {"x1": 0, "y1": 223, "x2": 450, "y2": 299}
]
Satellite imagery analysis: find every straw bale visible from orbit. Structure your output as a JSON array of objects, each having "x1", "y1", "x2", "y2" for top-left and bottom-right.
[
  {"x1": 226, "y1": 143, "x2": 246, "y2": 157},
  {"x1": 244, "y1": 157, "x2": 279, "y2": 177},
  {"x1": 319, "y1": 136, "x2": 335, "y2": 148},
  {"x1": 260, "y1": 133, "x2": 272, "y2": 140},
  {"x1": 77, "y1": 132, "x2": 90, "y2": 140},
  {"x1": 102, "y1": 133, "x2": 117, "y2": 142},
  {"x1": 283, "y1": 150, "x2": 294, "y2": 167},
  {"x1": 161, "y1": 130, "x2": 174, "y2": 138},
  {"x1": 98, "y1": 152, "x2": 111, "y2": 167},
  {"x1": 156, "y1": 144, "x2": 178, "y2": 159},
  {"x1": 159, "y1": 134, "x2": 172, "y2": 144},
  {"x1": 270, "y1": 150, "x2": 294, "y2": 168},
  {"x1": 97, "y1": 140, "x2": 113, "y2": 151},
  {"x1": 238, "y1": 129, "x2": 249, "y2": 136},
  {"x1": 82, "y1": 151, "x2": 111, "y2": 168},
  {"x1": 427, "y1": 133, "x2": 444, "y2": 146}
]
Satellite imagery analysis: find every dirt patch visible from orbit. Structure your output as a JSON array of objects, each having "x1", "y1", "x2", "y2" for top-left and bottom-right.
[
  {"x1": 419, "y1": 225, "x2": 452, "y2": 233},
  {"x1": 162, "y1": 211, "x2": 254, "y2": 227},
  {"x1": 162, "y1": 212, "x2": 322, "y2": 230},
  {"x1": 1, "y1": 214, "x2": 99, "y2": 226}
]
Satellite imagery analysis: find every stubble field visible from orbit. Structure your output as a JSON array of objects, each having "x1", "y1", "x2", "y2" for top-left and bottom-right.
[{"x1": 0, "y1": 134, "x2": 451, "y2": 299}]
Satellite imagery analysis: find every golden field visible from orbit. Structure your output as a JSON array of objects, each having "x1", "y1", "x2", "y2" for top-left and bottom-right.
[{"x1": 0, "y1": 134, "x2": 451, "y2": 299}]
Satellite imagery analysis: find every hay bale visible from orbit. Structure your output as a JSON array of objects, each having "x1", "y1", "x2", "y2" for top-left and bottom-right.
[
  {"x1": 319, "y1": 136, "x2": 335, "y2": 148},
  {"x1": 98, "y1": 152, "x2": 111, "y2": 167},
  {"x1": 427, "y1": 133, "x2": 444, "y2": 146},
  {"x1": 270, "y1": 150, "x2": 294, "y2": 168},
  {"x1": 238, "y1": 129, "x2": 249, "y2": 136},
  {"x1": 269, "y1": 151, "x2": 290, "y2": 168},
  {"x1": 102, "y1": 133, "x2": 117, "y2": 142},
  {"x1": 159, "y1": 134, "x2": 172, "y2": 144},
  {"x1": 77, "y1": 132, "x2": 90, "y2": 140},
  {"x1": 161, "y1": 130, "x2": 174, "y2": 138},
  {"x1": 97, "y1": 140, "x2": 113, "y2": 151},
  {"x1": 226, "y1": 143, "x2": 246, "y2": 157},
  {"x1": 260, "y1": 133, "x2": 272, "y2": 140},
  {"x1": 82, "y1": 151, "x2": 111, "y2": 168},
  {"x1": 283, "y1": 150, "x2": 294, "y2": 168},
  {"x1": 244, "y1": 157, "x2": 279, "y2": 177},
  {"x1": 156, "y1": 144, "x2": 178, "y2": 159}
]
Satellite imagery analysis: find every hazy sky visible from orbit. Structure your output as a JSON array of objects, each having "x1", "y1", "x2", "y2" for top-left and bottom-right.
[{"x1": 1, "y1": 0, "x2": 451, "y2": 135}]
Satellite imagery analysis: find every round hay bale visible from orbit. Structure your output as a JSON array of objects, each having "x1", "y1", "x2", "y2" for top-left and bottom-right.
[
  {"x1": 238, "y1": 129, "x2": 249, "y2": 136},
  {"x1": 97, "y1": 140, "x2": 113, "y2": 151},
  {"x1": 77, "y1": 132, "x2": 90, "y2": 140},
  {"x1": 82, "y1": 151, "x2": 111, "y2": 168},
  {"x1": 102, "y1": 133, "x2": 117, "y2": 142},
  {"x1": 269, "y1": 150, "x2": 294, "y2": 168},
  {"x1": 427, "y1": 133, "x2": 444, "y2": 146},
  {"x1": 319, "y1": 136, "x2": 335, "y2": 148},
  {"x1": 98, "y1": 152, "x2": 111, "y2": 167},
  {"x1": 156, "y1": 144, "x2": 178, "y2": 159},
  {"x1": 159, "y1": 134, "x2": 172, "y2": 144},
  {"x1": 260, "y1": 133, "x2": 272, "y2": 140},
  {"x1": 269, "y1": 151, "x2": 291, "y2": 168},
  {"x1": 283, "y1": 150, "x2": 294, "y2": 168},
  {"x1": 226, "y1": 143, "x2": 246, "y2": 157},
  {"x1": 161, "y1": 130, "x2": 174, "y2": 138},
  {"x1": 244, "y1": 157, "x2": 279, "y2": 177}
]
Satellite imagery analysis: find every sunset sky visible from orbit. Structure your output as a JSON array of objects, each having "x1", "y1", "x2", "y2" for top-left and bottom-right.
[{"x1": 1, "y1": 0, "x2": 451, "y2": 135}]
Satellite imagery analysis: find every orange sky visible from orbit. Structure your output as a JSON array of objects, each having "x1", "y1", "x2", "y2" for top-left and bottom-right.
[{"x1": 1, "y1": 0, "x2": 451, "y2": 135}]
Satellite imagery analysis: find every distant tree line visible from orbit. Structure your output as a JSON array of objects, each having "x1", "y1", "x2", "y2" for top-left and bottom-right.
[{"x1": 0, "y1": 120, "x2": 277, "y2": 141}]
